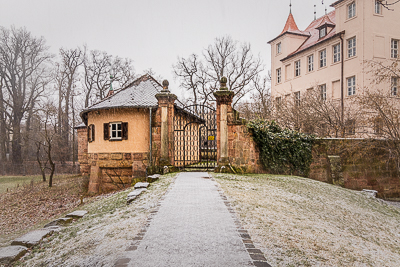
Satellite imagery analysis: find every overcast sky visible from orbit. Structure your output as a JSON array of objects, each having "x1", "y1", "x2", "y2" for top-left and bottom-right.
[{"x1": 0, "y1": 0, "x2": 336, "y2": 97}]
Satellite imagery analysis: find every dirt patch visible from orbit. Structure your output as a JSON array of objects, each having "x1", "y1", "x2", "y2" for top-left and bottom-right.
[
  {"x1": 0, "y1": 175, "x2": 89, "y2": 246},
  {"x1": 213, "y1": 173, "x2": 400, "y2": 267}
]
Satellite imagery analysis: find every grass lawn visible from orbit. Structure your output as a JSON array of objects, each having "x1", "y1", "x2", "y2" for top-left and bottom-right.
[{"x1": 213, "y1": 173, "x2": 400, "y2": 267}]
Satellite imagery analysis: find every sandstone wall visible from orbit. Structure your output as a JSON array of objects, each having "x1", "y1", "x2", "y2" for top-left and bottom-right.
[{"x1": 310, "y1": 139, "x2": 400, "y2": 198}]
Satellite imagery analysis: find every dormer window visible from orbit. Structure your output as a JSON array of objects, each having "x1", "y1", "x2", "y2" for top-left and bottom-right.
[{"x1": 319, "y1": 27, "x2": 326, "y2": 38}]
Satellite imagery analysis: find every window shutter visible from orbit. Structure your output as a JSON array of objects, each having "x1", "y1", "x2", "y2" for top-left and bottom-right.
[
  {"x1": 104, "y1": 123, "x2": 109, "y2": 140},
  {"x1": 122, "y1": 122, "x2": 128, "y2": 140},
  {"x1": 87, "y1": 125, "x2": 90, "y2": 142},
  {"x1": 92, "y1": 125, "x2": 95, "y2": 141}
]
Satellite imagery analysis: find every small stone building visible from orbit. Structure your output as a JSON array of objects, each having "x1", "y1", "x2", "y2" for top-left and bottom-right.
[{"x1": 77, "y1": 74, "x2": 193, "y2": 194}]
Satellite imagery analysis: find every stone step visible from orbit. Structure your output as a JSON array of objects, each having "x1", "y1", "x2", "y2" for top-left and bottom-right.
[
  {"x1": 44, "y1": 217, "x2": 74, "y2": 228},
  {"x1": 134, "y1": 182, "x2": 149, "y2": 189},
  {"x1": 0, "y1": 245, "x2": 28, "y2": 265},
  {"x1": 127, "y1": 188, "x2": 147, "y2": 204},
  {"x1": 11, "y1": 228, "x2": 56, "y2": 248},
  {"x1": 65, "y1": 210, "x2": 88, "y2": 218}
]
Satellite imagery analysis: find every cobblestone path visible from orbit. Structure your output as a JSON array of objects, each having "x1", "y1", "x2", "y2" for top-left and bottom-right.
[{"x1": 119, "y1": 172, "x2": 255, "y2": 267}]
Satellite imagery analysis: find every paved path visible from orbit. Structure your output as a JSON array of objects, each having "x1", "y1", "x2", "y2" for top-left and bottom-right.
[{"x1": 122, "y1": 172, "x2": 254, "y2": 267}]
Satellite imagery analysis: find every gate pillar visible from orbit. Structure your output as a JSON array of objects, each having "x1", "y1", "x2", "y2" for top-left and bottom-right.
[
  {"x1": 155, "y1": 80, "x2": 177, "y2": 166},
  {"x1": 214, "y1": 77, "x2": 234, "y2": 168}
]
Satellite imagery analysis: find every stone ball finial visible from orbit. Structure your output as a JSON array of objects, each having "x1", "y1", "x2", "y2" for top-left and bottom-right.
[
  {"x1": 220, "y1": 76, "x2": 228, "y2": 90},
  {"x1": 162, "y1": 80, "x2": 169, "y2": 88}
]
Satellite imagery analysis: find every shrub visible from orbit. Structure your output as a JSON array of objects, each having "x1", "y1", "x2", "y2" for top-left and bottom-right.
[{"x1": 247, "y1": 120, "x2": 315, "y2": 176}]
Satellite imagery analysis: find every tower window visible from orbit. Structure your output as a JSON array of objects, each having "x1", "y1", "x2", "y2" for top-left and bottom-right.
[
  {"x1": 391, "y1": 39, "x2": 398, "y2": 58},
  {"x1": 348, "y1": 2, "x2": 356, "y2": 18},
  {"x1": 348, "y1": 37, "x2": 356, "y2": 58}
]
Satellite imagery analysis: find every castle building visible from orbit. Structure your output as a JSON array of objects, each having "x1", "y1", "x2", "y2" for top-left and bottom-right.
[{"x1": 269, "y1": 0, "x2": 400, "y2": 135}]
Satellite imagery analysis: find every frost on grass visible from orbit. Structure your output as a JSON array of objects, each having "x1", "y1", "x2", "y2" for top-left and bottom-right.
[
  {"x1": 15, "y1": 173, "x2": 176, "y2": 267},
  {"x1": 213, "y1": 173, "x2": 400, "y2": 267}
]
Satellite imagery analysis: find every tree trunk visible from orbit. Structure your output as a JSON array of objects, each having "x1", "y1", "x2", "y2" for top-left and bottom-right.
[
  {"x1": 12, "y1": 113, "x2": 23, "y2": 168},
  {"x1": 0, "y1": 85, "x2": 6, "y2": 161}
]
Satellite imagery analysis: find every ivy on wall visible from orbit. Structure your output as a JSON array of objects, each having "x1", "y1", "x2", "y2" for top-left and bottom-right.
[{"x1": 247, "y1": 120, "x2": 315, "y2": 176}]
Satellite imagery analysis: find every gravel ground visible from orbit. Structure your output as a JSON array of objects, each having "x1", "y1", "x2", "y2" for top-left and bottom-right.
[
  {"x1": 213, "y1": 173, "x2": 400, "y2": 267},
  {"x1": 14, "y1": 173, "x2": 176, "y2": 267}
]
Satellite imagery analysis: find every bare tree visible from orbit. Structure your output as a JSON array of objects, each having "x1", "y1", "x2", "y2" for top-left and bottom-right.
[
  {"x1": 57, "y1": 47, "x2": 83, "y2": 162},
  {"x1": 174, "y1": 36, "x2": 263, "y2": 107},
  {"x1": 379, "y1": 0, "x2": 400, "y2": 10},
  {"x1": 0, "y1": 74, "x2": 7, "y2": 161},
  {"x1": 0, "y1": 26, "x2": 52, "y2": 166},
  {"x1": 83, "y1": 48, "x2": 136, "y2": 108},
  {"x1": 35, "y1": 102, "x2": 58, "y2": 187}
]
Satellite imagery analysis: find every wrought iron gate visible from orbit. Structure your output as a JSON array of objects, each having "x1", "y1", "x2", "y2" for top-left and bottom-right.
[{"x1": 174, "y1": 104, "x2": 217, "y2": 170}]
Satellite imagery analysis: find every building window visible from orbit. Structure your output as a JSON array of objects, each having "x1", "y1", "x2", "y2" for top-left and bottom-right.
[
  {"x1": 391, "y1": 39, "x2": 398, "y2": 58},
  {"x1": 375, "y1": 0, "x2": 381, "y2": 14},
  {"x1": 319, "y1": 84, "x2": 327, "y2": 101},
  {"x1": 345, "y1": 119, "x2": 356, "y2": 135},
  {"x1": 308, "y1": 54, "x2": 314, "y2": 72},
  {"x1": 277, "y1": 68, "x2": 281, "y2": 83},
  {"x1": 104, "y1": 122, "x2": 128, "y2": 140},
  {"x1": 320, "y1": 49, "x2": 327, "y2": 68},
  {"x1": 347, "y1": 76, "x2": 356, "y2": 96},
  {"x1": 348, "y1": 37, "x2": 356, "y2": 58},
  {"x1": 319, "y1": 27, "x2": 326, "y2": 38},
  {"x1": 348, "y1": 2, "x2": 356, "y2": 18},
  {"x1": 277, "y1": 42, "x2": 282, "y2": 54},
  {"x1": 295, "y1": 60, "x2": 301, "y2": 77},
  {"x1": 333, "y1": 44, "x2": 341, "y2": 63},
  {"x1": 392, "y1": 77, "x2": 398, "y2": 96},
  {"x1": 88, "y1": 124, "x2": 95, "y2": 142},
  {"x1": 294, "y1": 91, "x2": 301, "y2": 106}
]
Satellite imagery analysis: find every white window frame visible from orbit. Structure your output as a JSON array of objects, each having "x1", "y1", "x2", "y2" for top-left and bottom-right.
[
  {"x1": 333, "y1": 43, "x2": 341, "y2": 63},
  {"x1": 348, "y1": 1, "x2": 356, "y2": 18},
  {"x1": 347, "y1": 76, "x2": 356, "y2": 96},
  {"x1": 375, "y1": 0, "x2": 382, "y2": 14},
  {"x1": 391, "y1": 39, "x2": 398, "y2": 58},
  {"x1": 276, "y1": 68, "x2": 281, "y2": 83},
  {"x1": 320, "y1": 49, "x2": 327, "y2": 68},
  {"x1": 348, "y1": 37, "x2": 356, "y2": 58},
  {"x1": 320, "y1": 27, "x2": 326, "y2": 38},
  {"x1": 308, "y1": 54, "x2": 314, "y2": 72},
  {"x1": 277, "y1": 42, "x2": 282, "y2": 54},
  {"x1": 392, "y1": 77, "x2": 398, "y2": 96},
  {"x1": 110, "y1": 122, "x2": 122, "y2": 140},
  {"x1": 319, "y1": 84, "x2": 327, "y2": 101},
  {"x1": 295, "y1": 60, "x2": 301, "y2": 77}
]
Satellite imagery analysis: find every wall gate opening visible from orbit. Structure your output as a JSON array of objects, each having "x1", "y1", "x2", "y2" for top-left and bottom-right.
[{"x1": 174, "y1": 104, "x2": 217, "y2": 170}]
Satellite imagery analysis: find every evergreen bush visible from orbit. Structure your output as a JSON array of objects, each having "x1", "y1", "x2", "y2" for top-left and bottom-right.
[{"x1": 247, "y1": 120, "x2": 315, "y2": 176}]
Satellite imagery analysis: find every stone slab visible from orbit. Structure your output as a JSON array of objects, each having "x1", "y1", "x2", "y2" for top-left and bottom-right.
[
  {"x1": 11, "y1": 228, "x2": 55, "y2": 248},
  {"x1": 65, "y1": 210, "x2": 88, "y2": 218},
  {"x1": 127, "y1": 189, "x2": 147, "y2": 204},
  {"x1": 362, "y1": 189, "x2": 378, "y2": 198},
  {"x1": 134, "y1": 182, "x2": 150, "y2": 189},
  {"x1": 44, "y1": 217, "x2": 73, "y2": 228},
  {"x1": 0, "y1": 245, "x2": 28, "y2": 264},
  {"x1": 148, "y1": 174, "x2": 161, "y2": 178}
]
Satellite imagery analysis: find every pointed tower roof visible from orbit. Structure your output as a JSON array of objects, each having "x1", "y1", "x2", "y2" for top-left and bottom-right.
[
  {"x1": 280, "y1": 12, "x2": 303, "y2": 35},
  {"x1": 268, "y1": 11, "x2": 310, "y2": 43}
]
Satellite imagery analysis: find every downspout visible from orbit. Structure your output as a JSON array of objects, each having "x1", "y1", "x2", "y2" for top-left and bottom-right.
[
  {"x1": 149, "y1": 107, "x2": 153, "y2": 166},
  {"x1": 340, "y1": 32, "x2": 345, "y2": 137}
]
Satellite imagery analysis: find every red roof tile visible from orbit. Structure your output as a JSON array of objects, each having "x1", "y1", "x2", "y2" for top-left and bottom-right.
[
  {"x1": 280, "y1": 12, "x2": 304, "y2": 35},
  {"x1": 282, "y1": 11, "x2": 337, "y2": 61}
]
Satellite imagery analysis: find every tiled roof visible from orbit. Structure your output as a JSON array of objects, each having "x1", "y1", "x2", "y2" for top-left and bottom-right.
[
  {"x1": 280, "y1": 12, "x2": 304, "y2": 35},
  {"x1": 80, "y1": 74, "x2": 162, "y2": 123},
  {"x1": 85, "y1": 74, "x2": 161, "y2": 110},
  {"x1": 268, "y1": 12, "x2": 310, "y2": 43},
  {"x1": 282, "y1": 11, "x2": 337, "y2": 61},
  {"x1": 330, "y1": 0, "x2": 345, "y2": 7}
]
